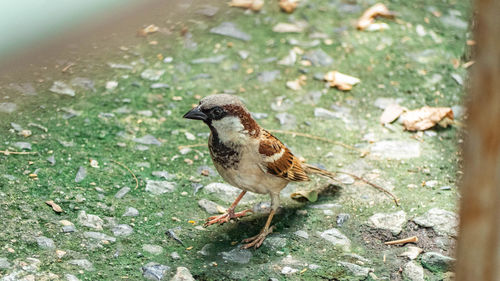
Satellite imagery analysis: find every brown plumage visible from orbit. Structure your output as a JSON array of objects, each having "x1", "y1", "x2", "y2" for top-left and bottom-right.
[
  {"x1": 183, "y1": 94, "x2": 335, "y2": 248},
  {"x1": 259, "y1": 130, "x2": 309, "y2": 182}
]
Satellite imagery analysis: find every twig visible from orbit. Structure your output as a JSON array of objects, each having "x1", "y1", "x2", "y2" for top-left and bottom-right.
[
  {"x1": 384, "y1": 236, "x2": 418, "y2": 245},
  {"x1": 268, "y1": 129, "x2": 369, "y2": 157},
  {"x1": 335, "y1": 170, "x2": 400, "y2": 206},
  {"x1": 0, "y1": 150, "x2": 37, "y2": 155},
  {"x1": 178, "y1": 143, "x2": 206, "y2": 150},
  {"x1": 111, "y1": 160, "x2": 139, "y2": 190},
  {"x1": 61, "y1": 62, "x2": 74, "y2": 73}
]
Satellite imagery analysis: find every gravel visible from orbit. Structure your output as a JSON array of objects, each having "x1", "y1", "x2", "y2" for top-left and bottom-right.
[
  {"x1": 210, "y1": 22, "x2": 251, "y2": 41},
  {"x1": 317, "y1": 228, "x2": 351, "y2": 251},
  {"x1": 413, "y1": 208, "x2": 458, "y2": 236},
  {"x1": 78, "y1": 211, "x2": 104, "y2": 230},
  {"x1": 142, "y1": 262, "x2": 171, "y2": 281},
  {"x1": 368, "y1": 210, "x2": 407, "y2": 235},
  {"x1": 420, "y1": 252, "x2": 455, "y2": 272},
  {"x1": 221, "y1": 248, "x2": 253, "y2": 264},
  {"x1": 145, "y1": 180, "x2": 176, "y2": 195}
]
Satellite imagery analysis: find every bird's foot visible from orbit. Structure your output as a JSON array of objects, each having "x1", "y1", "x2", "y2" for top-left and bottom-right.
[
  {"x1": 204, "y1": 209, "x2": 252, "y2": 227},
  {"x1": 241, "y1": 225, "x2": 275, "y2": 249}
]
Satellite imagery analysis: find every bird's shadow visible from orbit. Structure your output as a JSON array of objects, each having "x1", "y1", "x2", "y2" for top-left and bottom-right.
[{"x1": 193, "y1": 183, "x2": 343, "y2": 258}]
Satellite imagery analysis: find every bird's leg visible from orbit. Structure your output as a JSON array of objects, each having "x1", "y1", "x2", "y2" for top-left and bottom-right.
[
  {"x1": 204, "y1": 191, "x2": 252, "y2": 227},
  {"x1": 241, "y1": 192, "x2": 279, "y2": 249}
]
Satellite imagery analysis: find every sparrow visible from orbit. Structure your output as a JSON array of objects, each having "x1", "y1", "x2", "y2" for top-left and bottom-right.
[{"x1": 183, "y1": 94, "x2": 335, "y2": 249}]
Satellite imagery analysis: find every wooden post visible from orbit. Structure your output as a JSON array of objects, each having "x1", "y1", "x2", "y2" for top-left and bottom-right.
[{"x1": 456, "y1": 0, "x2": 500, "y2": 280}]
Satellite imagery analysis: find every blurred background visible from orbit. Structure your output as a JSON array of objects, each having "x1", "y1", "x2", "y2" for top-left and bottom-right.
[{"x1": 0, "y1": 0, "x2": 214, "y2": 79}]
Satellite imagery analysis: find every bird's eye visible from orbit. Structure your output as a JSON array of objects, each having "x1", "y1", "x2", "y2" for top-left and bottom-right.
[{"x1": 211, "y1": 107, "x2": 225, "y2": 119}]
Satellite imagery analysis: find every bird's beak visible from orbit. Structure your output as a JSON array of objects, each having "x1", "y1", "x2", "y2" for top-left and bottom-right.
[{"x1": 183, "y1": 106, "x2": 207, "y2": 121}]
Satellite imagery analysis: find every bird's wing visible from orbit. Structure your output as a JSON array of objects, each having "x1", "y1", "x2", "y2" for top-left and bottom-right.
[{"x1": 258, "y1": 130, "x2": 309, "y2": 182}]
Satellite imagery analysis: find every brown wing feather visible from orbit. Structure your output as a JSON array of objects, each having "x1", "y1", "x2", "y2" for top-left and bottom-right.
[{"x1": 258, "y1": 130, "x2": 309, "y2": 182}]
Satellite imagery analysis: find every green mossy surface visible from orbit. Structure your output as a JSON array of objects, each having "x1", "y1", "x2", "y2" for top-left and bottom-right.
[{"x1": 0, "y1": 0, "x2": 470, "y2": 280}]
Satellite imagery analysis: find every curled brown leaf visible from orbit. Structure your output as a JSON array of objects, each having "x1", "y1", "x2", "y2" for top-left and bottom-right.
[
  {"x1": 229, "y1": 0, "x2": 264, "y2": 11},
  {"x1": 45, "y1": 200, "x2": 63, "y2": 213},
  {"x1": 357, "y1": 3, "x2": 395, "y2": 30},
  {"x1": 279, "y1": 0, "x2": 299, "y2": 13},
  {"x1": 380, "y1": 104, "x2": 407, "y2": 124},
  {"x1": 324, "y1": 71, "x2": 360, "y2": 91},
  {"x1": 401, "y1": 106, "x2": 454, "y2": 131},
  {"x1": 286, "y1": 75, "x2": 307, "y2": 91},
  {"x1": 137, "y1": 24, "x2": 159, "y2": 37}
]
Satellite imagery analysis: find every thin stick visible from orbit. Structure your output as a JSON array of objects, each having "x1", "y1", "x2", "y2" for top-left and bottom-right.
[
  {"x1": 111, "y1": 160, "x2": 139, "y2": 190},
  {"x1": 384, "y1": 236, "x2": 418, "y2": 245},
  {"x1": 336, "y1": 170, "x2": 400, "y2": 206},
  {"x1": 61, "y1": 62, "x2": 74, "y2": 73},
  {"x1": 178, "y1": 143, "x2": 206, "y2": 150},
  {"x1": 0, "y1": 150, "x2": 37, "y2": 155},
  {"x1": 268, "y1": 129, "x2": 369, "y2": 156}
]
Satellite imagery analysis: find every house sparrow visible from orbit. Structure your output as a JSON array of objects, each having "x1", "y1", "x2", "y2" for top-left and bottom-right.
[{"x1": 183, "y1": 94, "x2": 335, "y2": 248}]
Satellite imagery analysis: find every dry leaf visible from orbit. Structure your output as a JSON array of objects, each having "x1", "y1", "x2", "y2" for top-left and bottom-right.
[
  {"x1": 291, "y1": 190, "x2": 318, "y2": 202},
  {"x1": 19, "y1": 130, "x2": 32, "y2": 137},
  {"x1": 137, "y1": 24, "x2": 159, "y2": 37},
  {"x1": 364, "y1": 22, "x2": 390, "y2": 31},
  {"x1": 229, "y1": 0, "x2": 264, "y2": 11},
  {"x1": 286, "y1": 80, "x2": 302, "y2": 90},
  {"x1": 272, "y1": 22, "x2": 304, "y2": 33},
  {"x1": 89, "y1": 159, "x2": 99, "y2": 168},
  {"x1": 380, "y1": 104, "x2": 407, "y2": 124},
  {"x1": 286, "y1": 75, "x2": 307, "y2": 90},
  {"x1": 56, "y1": 250, "x2": 67, "y2": 258},
  {"x1": 357, "y1": 3, "x2": 395, "y2": 30},
  {"x1": 401, "y1": 106, "x2": 454, "y2": 131},
  {"x1": 45, "y1": 200, "x2": 63, "y2": 213},
  {"x1": 279, "y1": 0, "x2": 299, "y2": 13},
  {"x1": 324, "y1": 71, "x2": 360, "y2": 91}
]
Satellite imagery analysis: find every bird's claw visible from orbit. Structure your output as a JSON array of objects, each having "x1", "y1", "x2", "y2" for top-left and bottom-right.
[
  {"x1": 241, "y1": 225, "x2": 275, "y2": 249},
  {"x1": 204, "y1": 209, "x2": 252, "y2": 227}
]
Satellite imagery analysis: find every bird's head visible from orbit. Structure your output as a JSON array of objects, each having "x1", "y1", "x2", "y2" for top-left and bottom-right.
[{"x1": 183, "y1": 94, "x2": 260, "y2": 143}]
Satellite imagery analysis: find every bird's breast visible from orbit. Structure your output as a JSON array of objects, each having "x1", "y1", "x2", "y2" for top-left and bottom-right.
[{"x1": 209, "y1": 135, "x2": 288, "y2": 194}]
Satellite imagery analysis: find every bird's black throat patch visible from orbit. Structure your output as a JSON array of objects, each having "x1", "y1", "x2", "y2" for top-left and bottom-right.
[{"x1": 208, "y1": 129, "x2": 240, "y2": 169}]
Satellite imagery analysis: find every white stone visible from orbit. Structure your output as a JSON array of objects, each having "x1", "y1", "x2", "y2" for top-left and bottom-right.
[
  {"x1": 399, "y1": 246, "x2": 423, "y2": 260},
  {"x1": 281, "y1": 266, "x2": 298, "y2": 275},
  {"x1": 68, "y1": 259, "x2": 94, "y2": 271},
  {"x1": 403, "y1": 261, "x2": 425, "y2": 281},
  {"x1": 413, "y1": 208, "x2": 458, "y2": 236},
  {"x1": 171, "y1": 267, "x2": 195, "y2": 281},
  {"x1": 142, "y1": 244, "x2": 164, "y2": 255},
  {"x1": 78, "y1": 211, "x2": 104, "y2": 230},
  {"x1": 145, "y1": 180, "x2": 176, "y2": 195},
  {"x1": 317, "y1": 228, "x2": 351, "y2": 251},
  {"x1": 204, "y1": 183, "x2": 255, "y2": 203},
  {"x1": 123, "y1": 207, "x2": 139, "y2": 217},
  {"x1": 83, "y1": 232, "x2": 116, "y2": 242},
  {"x1": 111, "y1": 224, "x2": 133, "y2": 236},
  {"x1": 338, "y1": 261, "x2": 372, "y2": 277},
  {"x1": 293, "y1": 230, "x2": 309, "y2": 239},
  {"x1": 368, "y1": 210, "x2": 407, "y2": 235}
]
